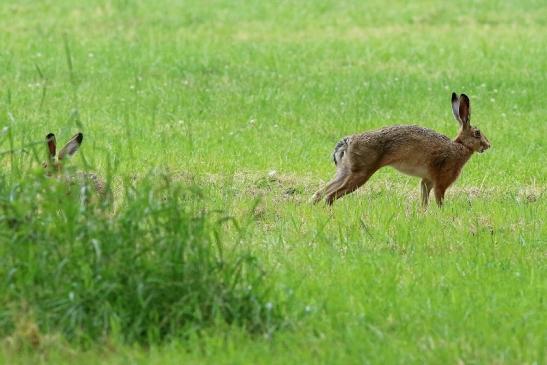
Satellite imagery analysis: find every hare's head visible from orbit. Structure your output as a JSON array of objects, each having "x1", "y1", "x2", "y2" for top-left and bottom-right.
[
  {"x1": 43, "y1": 132, "x2": 83, "y2": 175},
  {"x1": 452, "y1": 93, "x2": 491, "y2": 153}
]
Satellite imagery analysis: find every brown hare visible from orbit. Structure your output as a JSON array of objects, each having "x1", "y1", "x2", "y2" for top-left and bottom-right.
[
  {"x1": 44, "y1": 132, "x2": 106, "y2": 197},
  {"x1": 312, "y1": 93, "x2": 491, "y2": 206}
]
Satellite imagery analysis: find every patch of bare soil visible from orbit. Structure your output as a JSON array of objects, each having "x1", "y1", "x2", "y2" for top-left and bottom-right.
[{"x1": 170, "y1": 169, "x2": 544, "y2": 205}]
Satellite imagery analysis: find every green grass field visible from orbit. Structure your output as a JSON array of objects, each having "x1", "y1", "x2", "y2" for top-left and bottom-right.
[{"x1": 1, "y1": 0, "x2": 546, "y2": 364}]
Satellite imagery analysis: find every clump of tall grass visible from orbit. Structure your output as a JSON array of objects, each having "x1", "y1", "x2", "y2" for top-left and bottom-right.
[{"x1": 0, "y1": 171, "x2": 283, "y2": 346}]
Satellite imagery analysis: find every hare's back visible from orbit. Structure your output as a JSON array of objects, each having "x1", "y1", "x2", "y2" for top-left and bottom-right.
[
  {"x1": 353, "y1": 125, "x2": 450, "y2": 151},
  {"x1": 346, "y1": 125, "x2": 453, "y2": 176}
]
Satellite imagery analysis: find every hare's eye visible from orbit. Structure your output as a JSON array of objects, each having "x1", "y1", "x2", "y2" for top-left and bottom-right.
[{"x1": 474, "y1": 130, "x2": 481, "y2": 138}]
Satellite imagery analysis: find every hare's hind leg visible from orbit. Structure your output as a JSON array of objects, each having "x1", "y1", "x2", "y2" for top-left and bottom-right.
[
  {"x1": 312, "y1": 168, "x2": 348, "y2": 204},
  {"x1": 324, "y1": 170, "x2": 375, "y2": 205},
  {"x1": 421, "y1": 179, "x2": 433, "y2": 207}
]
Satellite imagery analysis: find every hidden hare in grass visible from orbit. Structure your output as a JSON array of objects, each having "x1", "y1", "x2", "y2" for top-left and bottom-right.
[
  {"x1": 44, "y1": 132, "x2": 106, "y2": 197},
  {"x1": 312, "y1": 93, "x2": 491, "y2": 206}
]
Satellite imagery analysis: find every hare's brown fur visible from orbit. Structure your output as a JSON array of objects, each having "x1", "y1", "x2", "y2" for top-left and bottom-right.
[{"x1": 312, "y1": 93, "x2": 490, "y2": 206}]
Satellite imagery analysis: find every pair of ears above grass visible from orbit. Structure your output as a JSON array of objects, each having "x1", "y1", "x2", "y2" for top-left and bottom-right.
[{"x1": 46, "y1": 132, "x2": 83, "y2": 161}]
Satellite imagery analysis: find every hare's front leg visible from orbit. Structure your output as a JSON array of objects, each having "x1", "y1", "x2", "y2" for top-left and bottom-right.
[
  {"x1": 434, "y1": 185, "x2": 447, "y2": 207},
  {"x1": 421, "y1": 179, "x2": 433, "y2": 207}
]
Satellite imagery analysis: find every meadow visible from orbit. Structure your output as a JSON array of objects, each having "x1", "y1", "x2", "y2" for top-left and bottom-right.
[{"x1": 0, "y1": 0, "x2": 545, "y2": 364}]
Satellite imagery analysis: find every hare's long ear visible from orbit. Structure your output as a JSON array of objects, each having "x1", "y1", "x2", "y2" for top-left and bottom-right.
[
  {"x1": 458, "y1": 94, "x2": 471, "y2": 127},
  {"x1": 451, "y1": 92, "x2": 462, "y2": 125},
  {"x1": 46, "y1": 133, "x2": 56, "y2": 159},
  {"x1": 58, "y1": 132, "x2": 83, "y2": 160}
]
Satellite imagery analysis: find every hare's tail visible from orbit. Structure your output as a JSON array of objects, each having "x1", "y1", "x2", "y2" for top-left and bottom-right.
[{"x1": 332, "y1": 137, "x2": 349, "y2": 165}]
